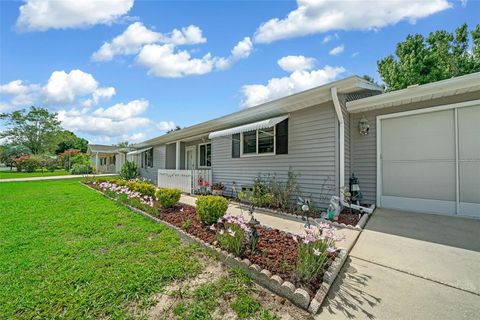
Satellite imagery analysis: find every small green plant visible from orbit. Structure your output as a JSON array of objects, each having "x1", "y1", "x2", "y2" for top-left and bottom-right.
[
  {"x1": 296, "y1": 224, "x2": 341, "y2": 283},
  {"x1": 156, "y1": 188, "x2": 181, "y2": 208},
  {"x1": 216, "y1": 223, "x2": 245, "y2": 256},
  {"x1": 195, "y1": 195, "x2": 229, "y2": 224},
  {"x1": 120, "y1": 160, "x2": 138, "y2": 180},
  {"x1": 230, "y1": 293, "x2": 261, "y2": 319},
  {"x1": 182, "y1": 218, "x2": 191, "y2": 231}
]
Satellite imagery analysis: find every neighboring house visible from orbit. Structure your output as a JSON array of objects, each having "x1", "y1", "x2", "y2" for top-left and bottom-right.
[
  {"x1": 86, "y1": 144, "x2": 128, "y2": 174},
  {"x1": 128, "y1": 72, "x2": 479, "y2": 218}
]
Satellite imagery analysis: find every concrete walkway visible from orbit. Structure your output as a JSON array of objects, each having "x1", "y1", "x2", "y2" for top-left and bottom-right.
[
  {"x1": 318, "y1": 208, "x2": 480, "y2": 319},
  {"x1": 0, "y1": 173, "x2": 118, "y2": 182},
  {"x1": 180, "y1": 194, "x2": 360, "y2": 252}
]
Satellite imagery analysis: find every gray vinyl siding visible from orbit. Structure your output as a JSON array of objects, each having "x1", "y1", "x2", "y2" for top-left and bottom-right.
[
  {"x1": 212, "y1": 102, "x2": 337, "y2": 208},
  {"x1": 350, "y1": 91, "x2": 480, "y2": 204},
  {"x1": 165, "y1": 144, "x2": 176, "y2": 169},
  {"x1": 138, "y1": 145, "x2": 166, "y2": 184}
]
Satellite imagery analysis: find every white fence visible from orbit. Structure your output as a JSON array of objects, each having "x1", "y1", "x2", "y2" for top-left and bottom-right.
[{"x1": 157, "y1": 169, "x2": 212, "y2": 194}]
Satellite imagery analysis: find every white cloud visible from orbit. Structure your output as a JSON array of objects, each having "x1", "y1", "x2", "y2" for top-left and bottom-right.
[
  {"x1": 58, "y1": 108, "x2": 151, "y2": 137},
  {"x1": 0, "y1": 80, "x2": 39, "y2": 106},
  {"x1": 329, "y1": 45, "x2": 344, "y2": 56},
  {"x1": 92, "y1": 22, "x2": 207, "y2": 61},
  {"x1": 322, "y1": 33, "x2": 338, "y2": 44},
  {"x1": 16, "y1": 0, "x2": 134, "y2": 32},
  {"x1": 240, "y1": 65, "x2": 345, "y2": 108},
  {"x1": 124, "y1": 132, "x2": 146, "y2": 142},
  {"x1": 92, "y1": 99, "x2": 149, "y2": 121},
  {"x1": 136, "y1": 44, "x2": 214, "y2": 78},
  {"x1": 277, "y1": 55, "x2": 315, "y2": 72},
  {"x1": 254, "y1": 0, "x2": 451, "y2": 43},
  {"x1": 92, "y1": 22, "x2": 162, "y2": 61},
  {"x1": 157, "y1": 121, "x2": 177, "y2": 132},
  {"x1": 83, "y1": 87, "x2": 116, "y2": 107},
  {"x1": 43, "y1": 70, "x2": 98, "y2": 104},
  {"x1": 215, "y1": 37, "x2": 253, "y2": 70},
  {"x1": 167, "y1": 25, "x2": 207, "y2": 46},
  {"x1": 351, "y1": 52, "x2": 359, "y2": 58}
]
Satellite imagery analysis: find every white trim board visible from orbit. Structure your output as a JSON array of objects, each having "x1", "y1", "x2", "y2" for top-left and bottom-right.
[{"x1": 376, "y1": 100, "x2": 480, "y2": 216}]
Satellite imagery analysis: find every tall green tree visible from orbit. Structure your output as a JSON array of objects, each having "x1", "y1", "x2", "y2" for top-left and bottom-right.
[
  {"x1": 378, "y1": 23, "x2": 480, "y2": 91},
  {"x1": 55, "y1": 130, "x2": 88, "y2": 154},
  {"x1": 0, "y1": 107, "x2": 62, "y2": 154}
]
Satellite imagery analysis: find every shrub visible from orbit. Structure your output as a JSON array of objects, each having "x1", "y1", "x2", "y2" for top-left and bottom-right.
[
  {"x1": 125, "y1": 180, "x2": 156, "y2": 197},
  {"x1": 70, "y1": 163, "x2": 92, "y2": 174},
  {"x1": 120, "y1": 160, "x2": 138, "y2": 180},
  {"x1": 156, "y1": 188, "x2": 181, "y2": 208},
  {"x1": 196, "y1": 195, "x2": 229, "y2": 224},
  {"x1": 22, "y1": 156, "x2": 39, "y2": 172}
]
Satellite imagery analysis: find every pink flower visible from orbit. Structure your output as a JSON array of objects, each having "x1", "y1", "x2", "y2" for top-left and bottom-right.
[
  {"x1": 327, "y1": 247, "x2": 337, "y2": 253},
  {"x1": 227, "y1": 228, "x2": 236, "y2": 237},
  {"x1": 313, "y1": 248, "x2": 321, "y2": 256},
  {"x1": 219, "y1": 229, "x2": 224, "y2": 235},
  {"x1": 209, "y1": 224, "x2": 216, "y2": 231}
]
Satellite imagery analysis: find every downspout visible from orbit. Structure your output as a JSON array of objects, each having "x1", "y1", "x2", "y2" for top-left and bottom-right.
[{"x1": 331, "y1": 87, "x2": 345, "y2": 194}]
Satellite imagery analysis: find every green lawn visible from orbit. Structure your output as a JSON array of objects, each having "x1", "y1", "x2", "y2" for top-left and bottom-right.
[
  {"x1": 0, "y1": 169, "x2": 70, "y2": 179},
  {"x1": 0, "y1": 179, "x2": 201, "y2": 319}
]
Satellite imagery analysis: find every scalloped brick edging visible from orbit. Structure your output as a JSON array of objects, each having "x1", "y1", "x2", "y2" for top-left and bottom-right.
[
  {"x1": 83, "y1": 183, "x2": 349, "y2": 314},
  {"x1": 228, "y1": 200, "x2": 371, "y2": 231}
]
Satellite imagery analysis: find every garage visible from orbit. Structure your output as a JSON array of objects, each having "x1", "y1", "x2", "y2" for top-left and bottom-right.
[{"x1": 377, "y1": 102, "x2": 480, "y2": 217}]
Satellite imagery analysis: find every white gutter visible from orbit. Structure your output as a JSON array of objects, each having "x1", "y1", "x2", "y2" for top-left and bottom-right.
[{"x1": 331, "y1": 87, "x2": 345, "y2": 192}]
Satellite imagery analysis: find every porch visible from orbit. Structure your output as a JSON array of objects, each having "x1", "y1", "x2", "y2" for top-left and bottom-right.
[
  {"x1": 157, "y1": 169, "x2": 212, "y2": 194},
  {"x1": 158, "y1": 135, "x2": 213, "y2": 193}
]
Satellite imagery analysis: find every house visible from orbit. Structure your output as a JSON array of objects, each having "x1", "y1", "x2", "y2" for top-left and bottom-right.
[
  {"x1": 86, "y1": 144, "x2": 128, "y2": 174},
  {"x1": 127, "y1": 73, "x2": 479, "y2": 218}
]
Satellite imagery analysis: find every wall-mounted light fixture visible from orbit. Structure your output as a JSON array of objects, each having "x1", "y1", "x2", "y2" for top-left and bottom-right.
[{"x1": 358, "y1": 116, "x2": 370, "y2": 136}]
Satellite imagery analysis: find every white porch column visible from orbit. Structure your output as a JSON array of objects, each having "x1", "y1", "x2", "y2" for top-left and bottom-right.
[
  {"x1": 95, "y1": 152, "x2": 99, "y2": 172},
  {"x1": 175, "y1": 141, "x2": 181, "y2": 170}
]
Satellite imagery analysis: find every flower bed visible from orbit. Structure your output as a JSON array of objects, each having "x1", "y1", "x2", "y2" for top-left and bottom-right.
[{"x1": 83, "y1": 181, "x2": 348, "y2": 313}]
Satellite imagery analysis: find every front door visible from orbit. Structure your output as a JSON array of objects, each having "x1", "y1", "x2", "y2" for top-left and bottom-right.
[{"x1": 185, "y1": 146, "x2": 196, "y2": 169}]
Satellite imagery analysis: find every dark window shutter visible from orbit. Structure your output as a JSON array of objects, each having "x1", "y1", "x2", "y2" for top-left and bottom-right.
[
  {"x1": 275, "y1": 119, "x2": 288, "y2": 154},
  {"x1": 232, "y1": 133, "x2": 240, "y2": 158}
]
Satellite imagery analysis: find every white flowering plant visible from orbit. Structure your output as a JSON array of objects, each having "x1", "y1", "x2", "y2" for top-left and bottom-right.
[
  {"x1": 99, "y1": 181, "x2": 156, "y2": 214},
  {"x1": 215, "y1": 214, "x2": 249, "y2": 256},
  {"x1": 296, "y1": 223, "x2": 345, "y2": 283}
]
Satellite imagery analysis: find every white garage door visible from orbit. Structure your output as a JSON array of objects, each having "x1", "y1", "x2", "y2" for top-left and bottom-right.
[{"x1": 378, "y1": 104, "x2": 480, "y2": 217}]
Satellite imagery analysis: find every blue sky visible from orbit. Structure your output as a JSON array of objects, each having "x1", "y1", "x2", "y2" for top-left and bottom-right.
[{"x1": 1, "y1": 0, "x2": 478, "y2": 144}]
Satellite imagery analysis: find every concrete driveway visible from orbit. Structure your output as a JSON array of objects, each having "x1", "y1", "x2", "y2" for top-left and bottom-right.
[{"x1": 318, "y1": 208, "x2": 480, "y2": 319}]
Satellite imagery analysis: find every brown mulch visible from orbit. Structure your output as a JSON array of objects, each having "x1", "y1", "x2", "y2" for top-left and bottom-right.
[
  {"x1": 337, "y1": 208, "x2": 363, "y2": 226},
  {"x1": 86, "y1": 182, "x2": 337, "y2": 297},
  {"x1": 156, "y1": 204, "x2": 336, "y2": 297}
]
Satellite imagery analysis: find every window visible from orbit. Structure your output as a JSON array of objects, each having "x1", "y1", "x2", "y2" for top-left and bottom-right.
[
  {"x1": 232, "y1": 119, "x2": 288, "y2": 158},
  {"x1": 199, "y1": 143, "x2": 211, "y2": 167},
  {"x1": 241, "y1": 127, "x2": 275, "y2": 156},
  {"x1": 141, "y1": 149, "x2": 153, "y2": 168}
]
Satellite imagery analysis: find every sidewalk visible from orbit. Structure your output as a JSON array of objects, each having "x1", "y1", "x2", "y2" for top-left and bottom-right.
[
  {"x1": 0, "y1": 173, "x2": 118, "y2": 183},
  {"x1": 180, "y1": 194, "x2": 360, "y2": 251}
]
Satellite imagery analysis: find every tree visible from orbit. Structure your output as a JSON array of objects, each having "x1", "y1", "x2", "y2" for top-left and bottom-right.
[
  {"x1": 0, "y1": 107, "x2": 62, "y2": 154},
  {"x1": 0, "y1": 144, "x2": 31, "y2": 169},
  {"x1": 378, "y1": 23, "x2": 480, "y2": 91},
  {"x1": 166, "y1": 125, "x2": 182, "y2": 134},
  {"x1": 116, "y1": 141, "x2": 130, "y2": 148},
  {"x1": 55, "y1": 130, "x2": 88, "y2": 154}
]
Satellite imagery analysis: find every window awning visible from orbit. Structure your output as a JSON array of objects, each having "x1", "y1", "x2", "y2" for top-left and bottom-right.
[
  {"x1": 127, "y1": 147, "x2": 152, "y2": 155},
  {"x1": 208, "y1": 115, "x2": 288, "y2": 139}
]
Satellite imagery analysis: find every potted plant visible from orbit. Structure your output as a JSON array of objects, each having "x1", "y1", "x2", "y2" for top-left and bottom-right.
[{"x1": 211, "y1": 182, "x2": 225, "y2": 196}]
